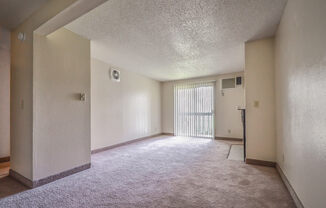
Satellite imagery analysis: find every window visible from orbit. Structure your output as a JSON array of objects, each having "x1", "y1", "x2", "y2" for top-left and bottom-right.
[{"x1": 174, "y1": 82, "x2": 215, "y2": 138}]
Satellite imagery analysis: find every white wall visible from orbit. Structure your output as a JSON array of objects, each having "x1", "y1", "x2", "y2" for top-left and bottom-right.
[
  {"x1": 275, "y1": 0, "x2": 326, "y2": 207},
  {"x1": 0, "y1": 26, "x2": 10, "y2": 159},
  {"x1": 245, "y1": 38, "x2": 276, "y2": 162},
  {"x1": 32, "y1": 28, "x2": 90, "y2": 180},
  {"x1": 161, "y1": 72, "x2": 245, "y2": 139},
  {"x1": 10, "y1": 0, "x2": 78, "y2": 180},
  {"x1": 91, "y1": 58, "x2": 161, "y2": 150}
]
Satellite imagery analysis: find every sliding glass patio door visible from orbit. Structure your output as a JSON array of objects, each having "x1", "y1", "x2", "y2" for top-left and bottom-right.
[{"x1": 174, "y1": 82, "x2": 215, "y2": 138}]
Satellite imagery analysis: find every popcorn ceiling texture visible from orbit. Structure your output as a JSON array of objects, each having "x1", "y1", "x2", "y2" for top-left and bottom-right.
[{"x1": 66, "y1": 0, "x2": 287, "y2": 81}]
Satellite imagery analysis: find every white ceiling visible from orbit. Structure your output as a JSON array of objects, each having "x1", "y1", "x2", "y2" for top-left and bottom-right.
[
  {"x1": 0, "y1": 0, "x2": 50, "y2": 29},
  {"x1": 66, "y1": 0, "x2": 287, "y2": 81}
]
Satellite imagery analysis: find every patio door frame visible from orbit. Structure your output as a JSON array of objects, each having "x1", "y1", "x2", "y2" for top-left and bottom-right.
[{"x1": 173, "y1": 81, "x2": 216, "y2": 138}]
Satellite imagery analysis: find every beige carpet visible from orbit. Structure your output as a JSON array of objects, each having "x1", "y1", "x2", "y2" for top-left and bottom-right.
[{"x1": 0, "y1": 136, "x2": 295, "y2": 207}]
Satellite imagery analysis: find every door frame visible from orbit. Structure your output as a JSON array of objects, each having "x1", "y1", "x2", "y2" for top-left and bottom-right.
[{"x1": 173, "y1": 80, "x2": 216, "y2": 139}]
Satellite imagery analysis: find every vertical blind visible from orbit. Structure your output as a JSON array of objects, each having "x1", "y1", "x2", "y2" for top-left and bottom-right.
[{"x1": 174, "y1": 81, "x2": 215, "y2": 138}]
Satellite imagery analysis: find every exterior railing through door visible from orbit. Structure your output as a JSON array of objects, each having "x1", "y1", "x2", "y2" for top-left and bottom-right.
[{"x1": 174, "y1": 81, "x2": 215, "y2": 138}]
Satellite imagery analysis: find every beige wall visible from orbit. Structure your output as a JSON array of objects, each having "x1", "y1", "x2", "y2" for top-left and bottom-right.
[
  {"x1": 161, "y1": 72, "x2": 245, "y2": 138},
  {"x1": 33, "y1": 28, "x2": 90, "y2": 180},
  {"x1": 275, "y1": 0, "x2": 326, "y2": 207},
  {"x1": 10, "y1": 0, "x2": 78, "y2": 180},
  {"x1": 245, "y1": 38, "x2": 276, "y2": 162},
  {"x1": 91, "y1": 58, "x2": 161, "y2": 150},
  {"x1": 0, "y1": 26, "x2": 10, "y2": 158}
]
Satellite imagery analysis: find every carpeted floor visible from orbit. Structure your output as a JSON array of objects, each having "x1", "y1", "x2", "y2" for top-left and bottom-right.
[{"x1": 0, "y1": 136, "x2": 295, "y2": 208}]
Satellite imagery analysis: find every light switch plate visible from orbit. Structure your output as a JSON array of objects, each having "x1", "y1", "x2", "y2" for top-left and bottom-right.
[{"x1": 80, "y1": 93, "x2": 86, "y2": 101}]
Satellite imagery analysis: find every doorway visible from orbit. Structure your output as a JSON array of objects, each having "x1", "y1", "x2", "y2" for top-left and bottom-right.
[{"x1": 174, "y1": 81, "x2": 215, "y2": 138}]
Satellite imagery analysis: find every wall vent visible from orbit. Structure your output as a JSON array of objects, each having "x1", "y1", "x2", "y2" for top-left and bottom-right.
[{"x1": 110, "y1": 68, "x2": 120, "y2": 82}]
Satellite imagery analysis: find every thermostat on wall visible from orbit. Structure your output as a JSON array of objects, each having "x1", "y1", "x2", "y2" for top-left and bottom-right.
[{"x1": 236, "y1": 76, "x2": 242, "y2": 85}]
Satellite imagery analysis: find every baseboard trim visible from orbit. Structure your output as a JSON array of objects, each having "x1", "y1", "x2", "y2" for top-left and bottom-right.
[
  {"x1": 0, "y1": 156, "x2": 10, "y2": 163},
  {"x1": 162, "y1": 133, "x2": 174, "y2": 136},
  {"x1": 91, "y1": 133, "x2": 163, "y2": 154},
  {"x1": 215, "y1": 137, "x2": 243, "y2": 142},
  {"x1": 245, "y1": 158, "x2": 276, "y2": 167},
  {"x1": 9, "y1": 169, "x2": 33, "y2": 188},
  {"x1": 10, "y1": 163, "x2": 91, "y2": 188},
  {"x1": 276, "y1": 164, "x2": 304, "y2": 208}
]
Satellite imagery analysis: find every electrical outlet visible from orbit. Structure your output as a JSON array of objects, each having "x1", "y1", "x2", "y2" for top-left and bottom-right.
[
  {"x1": 228, "y1": 129, "x2": 231, "y2": 134},
  {"x1": 254, "y1": 100, "x2": 259, "y2": 108}
]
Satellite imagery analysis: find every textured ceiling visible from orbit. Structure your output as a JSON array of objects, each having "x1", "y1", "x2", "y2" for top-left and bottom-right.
[
  {"x1": 66, "y1": 0, "x2": 287, "y2": 81},
  {"x1": 0, "y1": 0, "x2": 50, "y2": 29}
]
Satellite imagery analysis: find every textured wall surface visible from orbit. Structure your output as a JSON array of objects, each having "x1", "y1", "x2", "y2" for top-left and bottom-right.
[
  {"x1": 245, "y1": 38, "x2": 276, "y2": 162},
  {"x1": 91, "y1": 58, "x2": 161, "y2": 150},
  {"x1": 0, "y1": 26, "x2": 10, "y2": 158},
  {"x1": 33, "y1": 28, "x2": 90, "y2": 180},
  {"x1": 275, "y1": 0, "x2": 326, "y2": 207},
  {"x1": 66, "y1": 0, "x2": 286, "y2": 81},
  {"x1": 161, "y1": 72, "x2": 245, "y2": 138}
]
